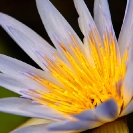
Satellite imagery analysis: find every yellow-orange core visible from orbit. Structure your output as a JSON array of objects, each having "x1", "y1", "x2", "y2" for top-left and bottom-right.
[{"x1": 28, "y1": 28, "x2": 128, "y2": 114}]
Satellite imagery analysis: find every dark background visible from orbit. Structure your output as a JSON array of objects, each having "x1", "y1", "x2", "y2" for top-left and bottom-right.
[{"x1": 0, "y1": 0, "x2": 133, "y2": 133}]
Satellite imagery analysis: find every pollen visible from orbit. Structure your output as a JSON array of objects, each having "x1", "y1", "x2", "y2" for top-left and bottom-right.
[{"x1": 28, "y1": 28, "x2": 128, "y2": 114}]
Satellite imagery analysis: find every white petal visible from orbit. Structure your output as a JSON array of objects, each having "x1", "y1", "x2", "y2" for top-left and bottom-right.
[
  {"x1": 35, "y1": 0, "x2": 86, "y2": 65},
  {"x1": 73, "y1": 0, "x2": 101, "y2": 63},
  {"x1": 118, "y1": 0, "x2": 133, "y2": 57},
  {"x1": 0, "y1": 13, "x2": 57, "y2": 71},
  {"x1": 0, "y1": 74, "x2": 48, "y2": 95},
  {"x1": 73, "y1": 0, "x2": 97, "y2": 37},
  {"x1": 122, "y1": 63, "x2": 133, "y2": 107},
  {"x1": 0, "y1": 97, "x2": 70, "y2": 121},
  {"x1": 94, "y1": 0, "x2": 113, "y2": 37},
  {"x1": 120, "y1": 99, "x2": 133, "y2": 117},
  {"x1": 128, "y1": 36, "x2": 133, "y2": 64},
  {"x1": 94, "y1": 0, "x2": 120, "y2": 58},
  {"x1": 0, "y1": 54, "x2": 63, "y2": 88},
  {"x1": 11, "y1": 124, "x2": 74, "y2": 133},
  {"x1": 0, "y1": 54, "x2": 45, "y2": 77}
]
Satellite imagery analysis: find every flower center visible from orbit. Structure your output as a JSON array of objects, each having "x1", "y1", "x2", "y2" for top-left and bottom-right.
[{"x1": 27, "y1": 28, "x2": 128, "y2": 114}]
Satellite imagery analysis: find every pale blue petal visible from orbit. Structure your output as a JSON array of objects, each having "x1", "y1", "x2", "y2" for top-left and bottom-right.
[
  {"x1": 0, "y1": 97, "x2": 70, "y2": 121},
  {"x1": 120, "y1": 99, "x2": 133, "y2": 117},
  {"x1": 95, "y1": 99, "x2": 119, "y2": 121},
  {"x1": 118, "y1": 0, "x2": 133, "y2": 57},
  {"x1": 0, "y1": 13, "x2": 57, "y2": 71},
  {"x1": 122, "y1": 63, "x2": 133, "y2": 107},
  {"x1": 73, "y1": 109, "x2": 97, "y2": 121},
  {"x1": 35, "y1": 0, "x2": 86, "y2": 66}
]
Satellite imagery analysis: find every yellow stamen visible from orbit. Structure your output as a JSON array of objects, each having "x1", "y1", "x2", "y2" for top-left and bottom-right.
[{"x1": 28, "y1": 29, "x2": 128, "y2": 114}]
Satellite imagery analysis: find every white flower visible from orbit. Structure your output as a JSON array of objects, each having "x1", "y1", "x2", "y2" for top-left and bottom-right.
[{"x1": 0, "y1": 0, "x2": 133, "y2": 132}]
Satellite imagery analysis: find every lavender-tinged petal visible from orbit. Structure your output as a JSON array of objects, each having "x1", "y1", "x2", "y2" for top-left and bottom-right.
[
  {"x1": 0, "y1": 97, "x2": 42, "y2": 118},
  {"x1": 0, "y1": 97, "x2": 71, "y2": 121},
  {"x1": 128, "y1": 36, "x2": 133, "y2": 64},
  {"x1": 73, "y1": 0, "x2": 97, "y2": 37},
  {"x1": 120, "y1": 99, "x2": 133, "y2": 117},
  {"x1": 35, "y1": 0, "x2": 86, "y2": 66},
  {"x1": 8, "y1": 27, "x2": 52, "y2": 71},
  {"x1": 73, "y1": 99, "x2": 118, "y2": 123},
  {"x1": 48, "y1": 100, "x2": 118, "y2": 131},
  {"x1": 95, "y1": 99, "x2": 119, "y2": 121},
  {"x1": 73, "y1": 0, "x2": 100, "y2": 64},
  {"x1": 24, "y1": 105, "x2": 71, "y2": 121},
  {"x1": 94, "y1": 0, "x2": 120, "y2": 59},
  {"x1": 73, "y1": 109, "x2": 98, "y2": 121},
  {"x1": 120, "y1": 24, "x2": 133, "y2": 64},
  {"x1": 20, "y1": 95, "x2": 32, "y2": 99},
  {"x1": 0, "y1": 54, "x2": 45, "y2": 77},
  {"x1": 34, "y1": 50, "x2": 52, "y2": 68},
  {"x1": 122, "y1": 63, "x2": 133, "y2": 107},
  {"x1": 118, "y1": 0, "x2": 133, "y2": 57},
  {"x1": 0, "y1": 54, "x2": 64, "y2": 89},
  {"x1": 0, "y1": 74, "x2": 48, "y2": 94},
  {"x1": 38, "y1": 100, "x2": 118, "y2": 131},
  {"x1": 0, "y1": 13, "x2": 59, "y2": 71},
  {"x1": 94, "y1": 0, "x2": 113, "y2": 37}
]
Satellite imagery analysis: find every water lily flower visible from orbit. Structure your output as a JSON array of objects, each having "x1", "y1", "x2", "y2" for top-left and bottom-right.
[{"x1": 0, "y1": 0, "x2": 133, "y2": 132}]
